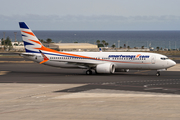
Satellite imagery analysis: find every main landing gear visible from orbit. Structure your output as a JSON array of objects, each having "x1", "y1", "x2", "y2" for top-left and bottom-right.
[
  {"x1": 156, "y1": 71, "x2": 160, "y2": 76},
  {"x1": 86, "y1": 69, "x2": 92, "y2": 75}
]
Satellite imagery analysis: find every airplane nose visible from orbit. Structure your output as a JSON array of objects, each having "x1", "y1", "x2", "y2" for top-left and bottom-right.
[{"x1": 169, "y1": 60, "x2": 176, "y2": 67}]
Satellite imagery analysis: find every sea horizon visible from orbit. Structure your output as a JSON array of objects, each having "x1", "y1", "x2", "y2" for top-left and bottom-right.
[{"x1": 1, "y1": 30, "x2": 180, "y2": 49}]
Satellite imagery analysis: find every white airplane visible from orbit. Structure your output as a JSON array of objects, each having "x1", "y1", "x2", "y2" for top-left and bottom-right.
[{"x1": 19, "y1": 22, "x2": 176, "y2": 76}]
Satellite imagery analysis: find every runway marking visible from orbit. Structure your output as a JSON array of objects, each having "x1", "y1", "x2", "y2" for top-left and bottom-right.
[
  {"x1": 144, "y1": 87, "x2": 163, "y2": 90},
  {"x1": 0, "y1": 71, "x2": 10, "y2": 75}
]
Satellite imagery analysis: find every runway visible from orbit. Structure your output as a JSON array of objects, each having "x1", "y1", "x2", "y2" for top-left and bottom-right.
[{"x1": 0, "y1": 63, "x2": 180, "y2": 94}]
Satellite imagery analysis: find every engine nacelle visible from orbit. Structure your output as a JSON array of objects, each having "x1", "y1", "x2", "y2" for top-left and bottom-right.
[
  {"x1": 96, "y1": 63, "x2": 115, "y2": 74},
  {"x1": 115, "y1": 69, "x2": 129, "y2": 72}
]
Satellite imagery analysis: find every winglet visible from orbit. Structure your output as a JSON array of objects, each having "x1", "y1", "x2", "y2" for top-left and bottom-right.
[{"x1": 39, "y1": 50, "x2": 49, "y2": 64}]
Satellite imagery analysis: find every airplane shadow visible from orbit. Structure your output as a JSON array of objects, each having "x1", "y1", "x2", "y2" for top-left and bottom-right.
[{"x1": 54, "y1": 84, "x2": 180, "y2": 95}]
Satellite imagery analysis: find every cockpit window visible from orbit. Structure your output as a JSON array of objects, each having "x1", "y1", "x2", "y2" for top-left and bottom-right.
[{"x1": 161, "y1": 58, "x2": 168, "y2": 60}]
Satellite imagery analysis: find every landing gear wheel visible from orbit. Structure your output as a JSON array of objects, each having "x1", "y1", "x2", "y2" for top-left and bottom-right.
[
  {"x1": 86, "y1": 70, "x2": 92, "y2": 75},
  {"x1": 156, "y1": 71, "x2": 160, "y2": 76}
]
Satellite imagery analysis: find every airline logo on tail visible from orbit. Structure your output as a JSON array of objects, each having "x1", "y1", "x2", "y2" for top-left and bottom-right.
[{"x1": 19, "y1": 22, "x2": 42, "y2": 53}]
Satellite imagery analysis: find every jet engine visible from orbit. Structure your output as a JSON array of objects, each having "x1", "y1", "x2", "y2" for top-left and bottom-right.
[{"x1": 96, "y1": 63, "x2": 115, "y2": 74}]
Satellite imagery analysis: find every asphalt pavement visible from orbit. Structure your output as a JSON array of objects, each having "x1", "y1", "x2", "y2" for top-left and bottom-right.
[{"x1": 0, "y1": 63, "x2": 180, "y2": 94}]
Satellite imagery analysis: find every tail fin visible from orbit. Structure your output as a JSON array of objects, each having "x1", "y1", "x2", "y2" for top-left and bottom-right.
[{"x1": 19, "y1": 22, "x2": 43, "y2": 53}]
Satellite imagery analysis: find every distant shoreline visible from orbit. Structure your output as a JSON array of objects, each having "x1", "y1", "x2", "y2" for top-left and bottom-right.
[{"x1": 1, "y1": 31, "x2": 180, "y2": 50}]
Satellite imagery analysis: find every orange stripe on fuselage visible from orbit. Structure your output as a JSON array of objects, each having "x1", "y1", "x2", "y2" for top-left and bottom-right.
[
  {"x1": 34, "y1": 46, "x2": 150, "y2": 64},
  {"x1": 22, "y1": 31, "x2": 35, "y2": 37}
]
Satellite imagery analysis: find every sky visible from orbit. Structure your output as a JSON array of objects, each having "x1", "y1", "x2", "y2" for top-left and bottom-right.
[{"x1": 0, "y1": 0, "x2": 180, "y2": 30}]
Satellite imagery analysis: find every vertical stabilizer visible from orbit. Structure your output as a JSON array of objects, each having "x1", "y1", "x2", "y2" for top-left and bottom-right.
[{"x1": 19, "y1": 22, "x2": 43, "y2": 53}]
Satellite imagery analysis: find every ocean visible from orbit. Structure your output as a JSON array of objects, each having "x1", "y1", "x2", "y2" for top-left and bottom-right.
[{"x1": 0, "y1": 30, "x2": 180, "y2": 49}]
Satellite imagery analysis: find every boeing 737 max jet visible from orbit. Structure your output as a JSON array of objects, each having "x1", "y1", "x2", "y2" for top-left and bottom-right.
[{"x1": 19, "y1": 22, "x2": 176, "y2": 76}]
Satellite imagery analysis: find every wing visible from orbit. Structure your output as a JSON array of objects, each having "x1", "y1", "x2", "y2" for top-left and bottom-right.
[{"x1": 50, "y1": 59, "x2": 98, "y2": 68}]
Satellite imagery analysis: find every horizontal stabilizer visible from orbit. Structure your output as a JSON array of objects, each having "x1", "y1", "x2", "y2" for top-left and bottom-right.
[{"x1": 20, "y1": 53, "x2": 35, "y2": 57}]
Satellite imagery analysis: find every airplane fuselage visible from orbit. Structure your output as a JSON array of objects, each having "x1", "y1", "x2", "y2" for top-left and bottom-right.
[{"x1": 23, "y1": 51, "x2": 176, "y2": 70}]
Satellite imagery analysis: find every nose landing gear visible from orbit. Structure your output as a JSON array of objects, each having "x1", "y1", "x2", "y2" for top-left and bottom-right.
[{"x1": 156, "y1": 71, "x2": 160, "y2": 76}]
